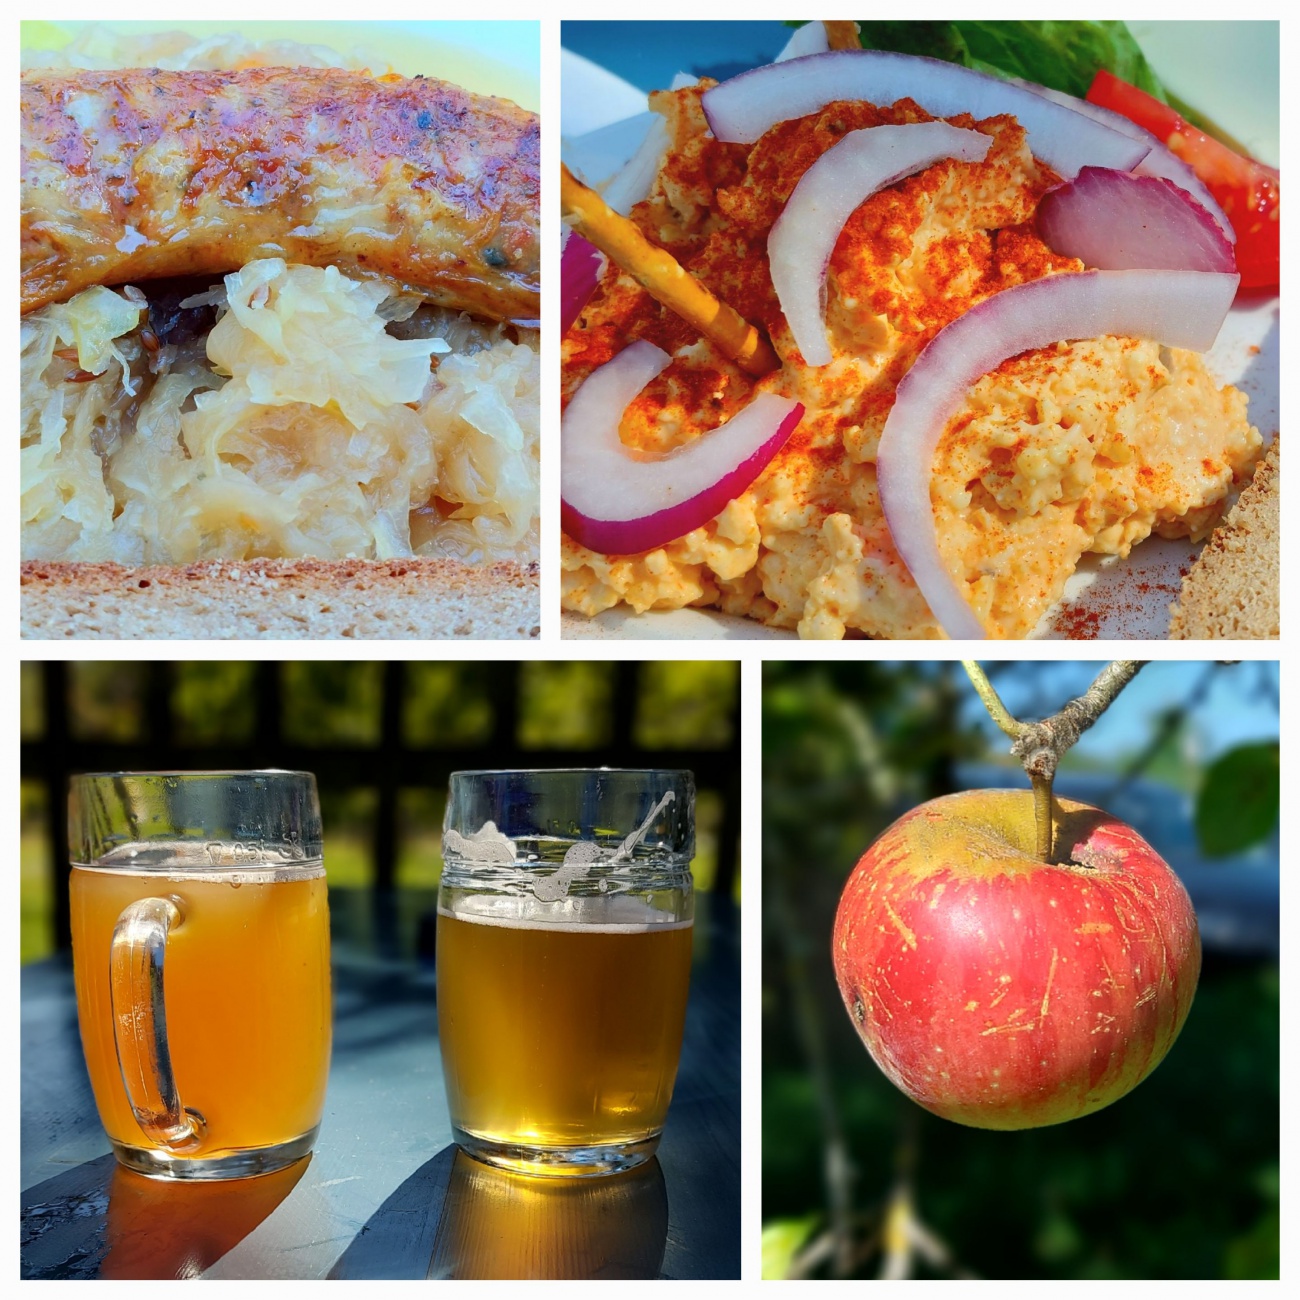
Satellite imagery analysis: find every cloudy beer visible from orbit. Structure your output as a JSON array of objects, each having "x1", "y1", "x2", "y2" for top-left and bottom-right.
[
  {"x1": 72, "y1": 865, "x2": 332, "y2": 1164},
  {"x1": 68, "y1": 770, "x2": 331, "y2": 1179},
  {"x1": 438, "y1": 897, "x2": 692, "y2": 1153},
  {"x1": 438, "y1": 768, "x2": 696, "y2": 1175}
]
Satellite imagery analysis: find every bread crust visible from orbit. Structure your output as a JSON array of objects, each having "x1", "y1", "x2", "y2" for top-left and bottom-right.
[
  {"x1": 1168, "y1": 440, "x2": 1278, "y2": 640},
  {"x1": 21, "y1": 558, "x2": 540, "y2": 640}
]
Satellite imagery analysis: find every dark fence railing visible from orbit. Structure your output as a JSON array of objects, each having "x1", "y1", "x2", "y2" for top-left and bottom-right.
[{"x1": 22, "y1": 661, "x2": 742, "y2": 951}]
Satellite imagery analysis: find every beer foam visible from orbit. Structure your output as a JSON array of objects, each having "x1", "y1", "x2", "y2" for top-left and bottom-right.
[
  {"x1": 71, "y1": 863, "x2": 324, "y2": 886},
  {"x1": 439, "y1": 892, "x2": 691, "y2": 934},
  {"x1": 81, "y1": 840, "x2": 322, "y2": 874}
]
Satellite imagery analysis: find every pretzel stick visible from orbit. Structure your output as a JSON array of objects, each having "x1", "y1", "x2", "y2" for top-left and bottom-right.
[
  {"x1": 823, "y1": 21, "x2": 861, "y2": 51},
  {"x1": 560, "y1": 163, "x2": 779, "y2": 378}
]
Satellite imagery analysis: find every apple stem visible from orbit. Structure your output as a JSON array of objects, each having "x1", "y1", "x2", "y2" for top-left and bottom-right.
[
  {"x1": 1032, "y1": 774, "x2": 1055, "y2": 863},
  {"x1": 962, "y1": 661, "x2": 1148, "y2": 864}
]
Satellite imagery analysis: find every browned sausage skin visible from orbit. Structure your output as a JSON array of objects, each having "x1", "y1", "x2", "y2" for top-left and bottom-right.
[{"x1": 20, "y1": 67, "x2": 540, "y2": 325}]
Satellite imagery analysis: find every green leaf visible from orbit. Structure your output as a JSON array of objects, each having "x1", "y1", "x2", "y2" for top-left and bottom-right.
[
  {"x1": 1195, "y1": 742, "x2": 1280, "y2": 857},
  {"x1": 854, "y1": 20, "x2": 1167, "y2": 102},
  {"x1": 761, "y1": 1214, "x2": 820, "y2": 1280},
  {"x1": 1223, "y1": 1206, "x2": 1280, "y2": 1279},
  {"x1": 1033, "y1": 1209, "x2": 1083, "y2": 1263}
]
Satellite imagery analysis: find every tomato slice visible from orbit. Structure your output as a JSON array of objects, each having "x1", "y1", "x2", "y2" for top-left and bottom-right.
[{"x1": 1087, "y1": 69, "x2": 1278, "y2": 290}]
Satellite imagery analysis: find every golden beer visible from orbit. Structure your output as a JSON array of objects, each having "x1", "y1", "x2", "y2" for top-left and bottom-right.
[
  {"x1": 71, "y1": 865, "x2": 332, "y2": 1164},
  {"x1": 437, "y1": 897, "x2": 692, "y2": 1156}
]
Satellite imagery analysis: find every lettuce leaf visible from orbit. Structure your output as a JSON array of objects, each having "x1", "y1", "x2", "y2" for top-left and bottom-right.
[{"x1": 845, "y1": 20, "x2": 1167, "y2": 103}]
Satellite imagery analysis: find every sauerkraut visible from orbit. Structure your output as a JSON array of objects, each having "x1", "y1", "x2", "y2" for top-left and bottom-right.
[
  {"x1": 21, "y1": 259, "x2": 540, "y2": 566},
  {"x1": 22, "y1": 25, "x2": 539, "y2": 573}
]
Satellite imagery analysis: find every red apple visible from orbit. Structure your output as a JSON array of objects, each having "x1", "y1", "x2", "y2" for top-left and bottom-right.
[{"x1": 832, "y1": 789, "x2": 1201, "y2": 1130}]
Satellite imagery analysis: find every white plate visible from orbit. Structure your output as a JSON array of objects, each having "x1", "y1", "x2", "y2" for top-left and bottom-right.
[{"x1": 560, "y1": 22, "x2": 1278, "y2": 641}]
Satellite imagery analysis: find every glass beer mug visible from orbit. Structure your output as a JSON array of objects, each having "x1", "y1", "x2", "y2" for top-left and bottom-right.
[
  {"x1": 437, "y1": 769, "x2": 695, "y2": 1177},
  {"x1": 67, "y1": 771, "x2": 332, "y2": 1180}
]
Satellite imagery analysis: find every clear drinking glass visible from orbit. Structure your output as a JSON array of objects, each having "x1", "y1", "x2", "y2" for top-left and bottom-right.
[
  {"x1": 67, "y1": 771, "x2": 332, "y2": 1180},
  {"x1": 437, "y1": 768, "x2": 695, "y2": 1177}
]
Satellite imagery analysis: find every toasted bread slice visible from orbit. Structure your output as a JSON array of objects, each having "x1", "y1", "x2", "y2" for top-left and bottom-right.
[
  {"x1": 21, "y1": 558, "x2": 540, "y2": 640},
  {"x1": 1169, "y1": 441, "x2": 1278, "y2": 640}
]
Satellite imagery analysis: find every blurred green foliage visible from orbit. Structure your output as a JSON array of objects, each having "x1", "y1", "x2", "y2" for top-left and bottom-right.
[
  {"x1": 403, "y1": 664, "x2": 495, "y2": 746},
  {"x1": 318, "y1": 787, "x2": 379, "y2": 885},
  {"x1": 763, "y1": 661, "x2": 1279, "y2": 1280},
  {"x1": 692, "y1": 788, "x2": 723, "y2": 894},
  {"x1": 21, "y1": 664, "x2": 43, "y2": 741},
  {"x1": 636, "y1": 661, "x2": 736, "y2": 749},
  {"x1": 30, "y1": 660, "x2": 743, "y2": 755},
  {"x1": 68, "y1": 663, "x2": 148, "y2": 742},
  {"x1": 283, "y1": 663, "x2": 385, "y2": 746},
  {"x1": 21, "y1": 661, "x2": 740, "y2": 964},
  {"x1": 762, "y1": 1214, "x2": 821, "y2": 1280},
  {"x1": 172, "y1": 663, "x2": 257, "y2": 743},
  {"x1": 396, "y1": 788, "x2": 446, "y2": 888},
  {"x1": 20, "y1": 782, "x2": 52, "y2": 965},
  {"x1": 519, "y1": 661, "x2": 615, "y2": 748}
]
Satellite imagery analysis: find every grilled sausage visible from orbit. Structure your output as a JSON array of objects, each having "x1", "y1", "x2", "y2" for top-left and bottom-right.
[{"x1": 21, "y1": 67, "x2": 540, "y2": 324}]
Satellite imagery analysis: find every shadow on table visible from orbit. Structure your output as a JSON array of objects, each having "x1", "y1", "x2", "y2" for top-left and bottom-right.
[
  {"x1": 331, "y1": 1146, "x2": 670, "y2": 1279},
  {"x1": 20, "y1": 1153, "x2": 308, "y2": 1279}
]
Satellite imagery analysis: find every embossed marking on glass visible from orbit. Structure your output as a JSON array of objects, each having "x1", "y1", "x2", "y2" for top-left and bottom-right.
[
  {"x1": 437, "y1": 768, "x2": 695, "y2": 1177},
  {"x1": 68, "y1": 771, "x2": 332, "y2": 1180}
]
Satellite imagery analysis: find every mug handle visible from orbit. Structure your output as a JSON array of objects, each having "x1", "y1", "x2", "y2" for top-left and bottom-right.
[{"x1": 110, "y1": 897, "x2": 205, "y2": 1150}]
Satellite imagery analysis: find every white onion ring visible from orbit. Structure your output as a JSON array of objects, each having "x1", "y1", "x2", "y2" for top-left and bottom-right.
[
  {"x1": 1038, "y1": 168, "x2": 1237, "y2": 273},
  {"x1": 603, "y1": 115, "x2": 672, "y2": 217},
  {"x1": 701, "y1": 51, "x2": 1150, "y2": 177},
  {"x1": 775, "y1": 21, "x2": 830, "y2": 63},
  {"x1": 876, "y1": 269, "x2": 1241, "y2": 639},
  {"x1": 561, "y1": 340, "x2": 804, "y2": 555},
  {"x1": 769, "y1": 123, "x2": 992, "y2": 365}
]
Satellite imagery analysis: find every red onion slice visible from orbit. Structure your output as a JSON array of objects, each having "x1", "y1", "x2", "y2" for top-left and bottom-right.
[
  {"x1": 769, "y1": 123, "x2": 992, "y2": 365},
  {"x1": 1038, "y1": 168, "x2": 1237, "y2": 273},
  {"x1": 701, "y1": 51, "x2": 1150, "y2": 177},
  {"x1": 561, "y1": 232, "x2": 606, "y2": 335},
  {"x1": 1010, "y1": 78, "x2": 1235, "y2": 242},
  {"x1": 562, "y1": 340, "x2": 804, "y2": 554},
  {"x1": 1133, "y1": 154, "x2": 1235, "y2": 244},
  {"x1": 876, "y1": 269, "x2": 1241, "y2": 639}
]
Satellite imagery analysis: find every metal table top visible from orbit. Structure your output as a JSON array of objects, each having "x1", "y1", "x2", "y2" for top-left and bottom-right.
[{"x1": 21, "y1": 893, "x2": 740, "y2": 1280}]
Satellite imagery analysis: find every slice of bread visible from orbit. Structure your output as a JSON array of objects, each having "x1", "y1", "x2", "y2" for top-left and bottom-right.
[
  {"x1": 1168, "y1": 441, "x2": 1278, "y2": 640},
  {"x1": 21, "y1": 558, "x2": 540, "y2": 640}
]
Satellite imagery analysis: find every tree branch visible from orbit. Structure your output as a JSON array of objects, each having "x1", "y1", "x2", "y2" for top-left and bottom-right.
[
  {"x1": 960, "y1": 662, "x2": 1023, "y2": 739},
  {"x1": 965, "y1": 661, "x2": 1147, "y2": 862},
  {"x1": 1009, "y1": 661, "x2": 1147, "y2": 787}
]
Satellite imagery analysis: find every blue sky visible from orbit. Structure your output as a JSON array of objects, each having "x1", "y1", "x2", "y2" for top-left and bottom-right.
[{"x1": 958, "y1": 661, "x2": 1278, "y2": 770}]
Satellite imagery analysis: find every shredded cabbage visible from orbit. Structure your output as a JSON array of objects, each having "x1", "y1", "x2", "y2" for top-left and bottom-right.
[
  {"x1": 205, "y1": 259, "x2": 447, "y2": 431},
  {"x1": 418, "y1": 344, "x2": 540, "y2": 562},
  {"x1": 21, "y1": 260, "x2": 540, "y2": 566},
  {"x1": 62, "y1": 286, "x2": 144, "y2": 375}
]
